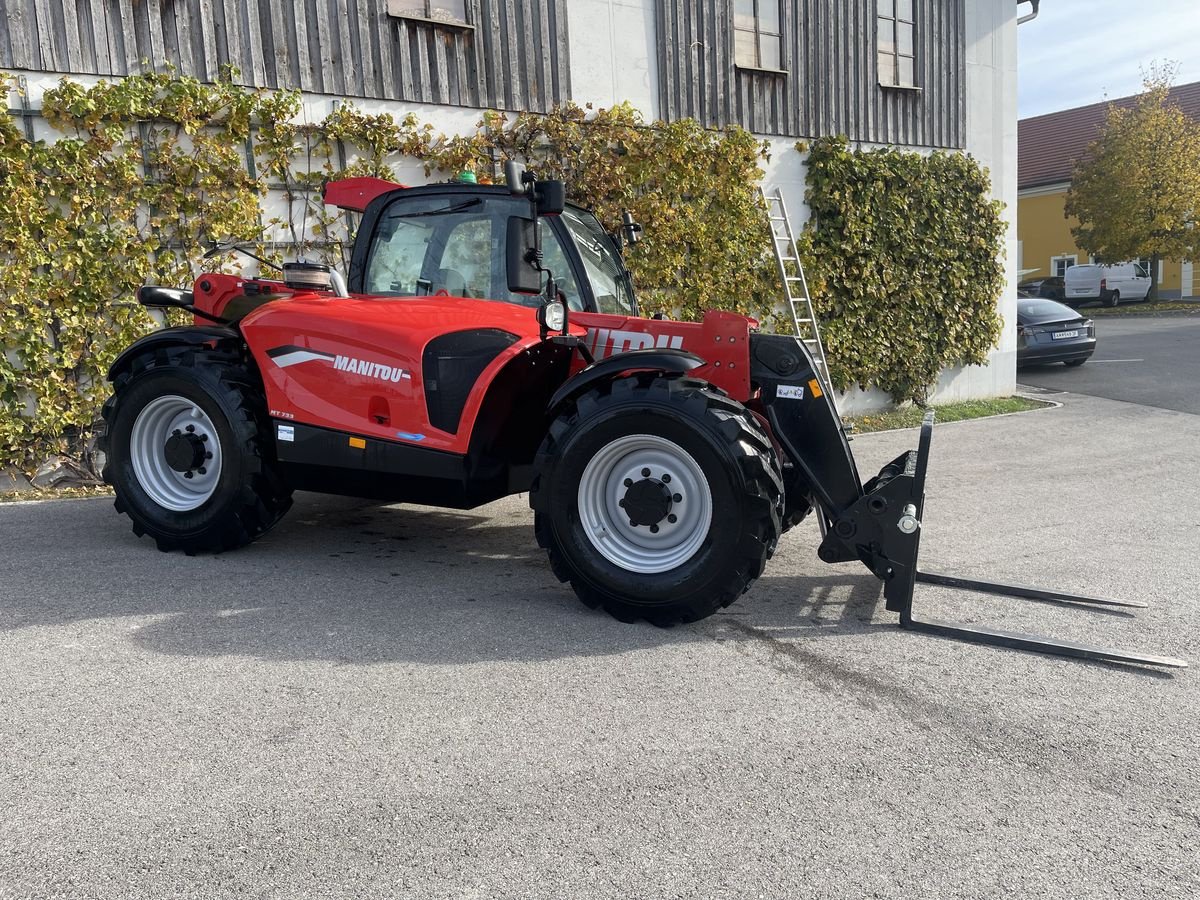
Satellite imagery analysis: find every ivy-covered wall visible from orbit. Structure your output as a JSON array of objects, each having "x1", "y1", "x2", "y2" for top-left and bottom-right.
[
  {"x1": 802, "y1": 136, "x2": 1006, "y2": 405},
  {"x1": 0, "y1": 73, "x2": 1005, "y2": 473}
]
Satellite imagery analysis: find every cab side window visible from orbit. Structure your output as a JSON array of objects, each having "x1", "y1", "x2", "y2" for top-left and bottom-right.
[
  {"x1": 366, "y1": 217, "x2": 434, "y2": 295},
  {"x1": 365, "y1": 196, "x2": 496, "y2": 298},
  {"x1": 439, "y1": 217, "x2": 493, "y2": 298},
  {"x1": 364, "y1": 193, "x2": 587, "y2": 310}
]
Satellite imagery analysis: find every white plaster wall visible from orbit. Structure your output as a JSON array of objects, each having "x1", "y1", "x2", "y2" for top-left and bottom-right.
[
  {"x1": 566, "y1": 0, "x2": 659, "y2": 119},
  {"x1": 956, "y1": 0, "x2": 1019, "y2": 401}
]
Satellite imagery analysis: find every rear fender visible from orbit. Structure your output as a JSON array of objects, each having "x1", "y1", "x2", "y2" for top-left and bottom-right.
[
  {"x1": 107, "y1": 325, "x2": 243, "y2": 381},
  {"x1": 546, "y1": 348, "x2": 705, "y2": 417}
]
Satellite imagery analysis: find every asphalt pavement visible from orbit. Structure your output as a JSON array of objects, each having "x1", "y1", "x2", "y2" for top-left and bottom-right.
[
  {"x1": 2, "y1": 393, "x2": 1198, "y2": 899},
  {"x1": 1018, "y1": 313, "x2": 1200, "y2": 414}
]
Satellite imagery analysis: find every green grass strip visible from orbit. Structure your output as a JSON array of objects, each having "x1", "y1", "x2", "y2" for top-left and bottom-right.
[{"x1": 846, "y1": 396, "x2": 1051, "y2": 434}]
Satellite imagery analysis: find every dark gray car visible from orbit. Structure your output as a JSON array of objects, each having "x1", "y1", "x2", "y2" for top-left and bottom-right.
[{"x1": 1017, "y1": 297, "x2": 1096, "y2": 367}]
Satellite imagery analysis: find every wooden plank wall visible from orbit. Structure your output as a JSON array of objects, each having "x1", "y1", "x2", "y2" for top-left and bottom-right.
[
  {"x1": 0, "y1": 0, "x2": 570, "y2": 113},
  {"x1": 658, "y1": 0, "x2": 966, "y2": 148}
]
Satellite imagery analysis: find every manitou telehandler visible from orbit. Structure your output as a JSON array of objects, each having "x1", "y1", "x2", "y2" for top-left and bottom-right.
[{"x1": 100, "y1": 164, "x2": 1185, "y2": 668}]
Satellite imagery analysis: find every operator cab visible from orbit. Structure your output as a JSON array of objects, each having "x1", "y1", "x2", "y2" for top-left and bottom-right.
[{"x1": 347, "y1": 184, "x2": 638, "y2": 317}]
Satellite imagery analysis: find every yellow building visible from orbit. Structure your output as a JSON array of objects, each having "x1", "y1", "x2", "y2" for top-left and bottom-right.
[{"x1": 1017, "y1": 82, "x2": 1200, "y2": 298}]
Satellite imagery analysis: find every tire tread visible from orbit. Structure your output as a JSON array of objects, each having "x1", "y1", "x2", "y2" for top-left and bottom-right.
[
  {"x1": 99, "y1": 346, "x2": 292, "y2": 554},
  {"x1": 530, "y1": 376, "x2": 782, "y2": 626}
]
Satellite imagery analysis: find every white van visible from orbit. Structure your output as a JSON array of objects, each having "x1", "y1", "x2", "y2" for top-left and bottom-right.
[{"x1": 1064, "y1": 262, "x2": 1151, "y2": 307}]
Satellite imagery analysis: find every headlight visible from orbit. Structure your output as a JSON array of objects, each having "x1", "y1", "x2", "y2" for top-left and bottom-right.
[{"x1": 541, "y1": 300, "x2": 566, "y2": 332}]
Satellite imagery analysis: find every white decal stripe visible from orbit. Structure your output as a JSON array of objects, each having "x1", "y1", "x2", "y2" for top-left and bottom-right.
[{"x1": 272, "y1": 350, "x2": 333, "y2": 368}]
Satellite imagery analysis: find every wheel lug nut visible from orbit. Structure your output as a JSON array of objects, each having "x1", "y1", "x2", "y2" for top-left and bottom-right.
[
  {"x1": 172, "y1": 429, "x2": 181, "y2": 436},
  {"x1": 667, "y1": 514, "x2": 677, "y2": 524},
  {"x1": 623, "y1": 478, "x2": 633, "y2": 487},
  {"x1": 629, "y1": 520, "x2": 639, "y2": 528},
  {"x1": 649, "y1": 525, "x2": 659, "y2": 533},
  {"x1": 205, "y1": 452, "x2": 213, "y2": 460},
  {"x1": 618, "y1": 499, "x2": 625, "y2": 507},
  {"x1": 673, "y1": 493, "x2": 682, "y2": 503},
  {"x1": 197, "y1": 467, "x2": 206, "y2": 475},
  {"x1": 662, "y1": 474, "x2": 671, "y2": 483},
  {"x1": 184, "y1": 471, "x2": 193, "y2": 479},
  {"x1": 186, "y1": 425, "x2": 195, "y2": 433},
  {"x1": 201, "y1": 434, "x2": 209, "y2": 442},
  {"x1": 641, "y1": 468, "x2": 651, "y2": 477}
]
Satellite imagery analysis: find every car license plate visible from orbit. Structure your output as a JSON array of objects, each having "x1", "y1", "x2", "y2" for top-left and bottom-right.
[{"x1": 1052, "y1": 329, "x2": 1079, "y2": 340}]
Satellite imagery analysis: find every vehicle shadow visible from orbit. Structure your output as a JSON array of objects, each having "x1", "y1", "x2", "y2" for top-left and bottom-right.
[
  {"x1": 1, "y1": 493, "x2": 1171, "y2": 679},
  {"x1": 121, "y1": 494, "x2": 891, "y2": 666}
]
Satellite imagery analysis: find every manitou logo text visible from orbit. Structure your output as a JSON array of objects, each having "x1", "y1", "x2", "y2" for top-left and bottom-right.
[
  {"x1": 586, "y1": 328, "x2": 684, "y2": 359},
  {"x1": 266, "y1": 345, "x2": 411, "y2": 384},
  {"x1": 334, "y1": 355, "x2": 411, "y2": 383}
]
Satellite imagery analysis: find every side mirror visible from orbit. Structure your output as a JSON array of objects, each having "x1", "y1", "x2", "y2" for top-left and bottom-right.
[
  {"x1": 535, "y1": 180, "x2": 565, "y2": 216},
  {"x1": 621, "y1": 210, "x2": 642, "y2": 245},
  {"x1": 505, "y1": 161, "x2": 527, "y2": 196},
  {"x1": 504, "y1": 159, "x2": 564, "y2": 214},
  {"x1": 506, "y1": 216, "x2": 542, "y2": 295}
]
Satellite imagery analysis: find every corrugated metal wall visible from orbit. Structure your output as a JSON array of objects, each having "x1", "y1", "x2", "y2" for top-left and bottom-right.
[
  {"x1": 658, "y1": 0, "x2": 966, "y2": 147},
  {"x1": 0, "y1": 0, "x2": 571, "y2": 112}
]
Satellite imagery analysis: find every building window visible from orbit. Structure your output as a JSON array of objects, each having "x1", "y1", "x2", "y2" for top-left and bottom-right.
[
  {"x1": 1051, "y1": 255, "x2": 1077, "y2": 278},
  {"x1": 386, "y1": 0, "x2": 468, "y2": 26},
  {"x1": 734, "y1": 0, "x2": 783, "y2": 71},
  {"x1": 878, "y1": 0, "x2": 916, "y2": 88}
]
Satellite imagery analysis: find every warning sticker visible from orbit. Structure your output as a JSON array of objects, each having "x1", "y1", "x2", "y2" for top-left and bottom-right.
[
  {"x1": 776, "y1": 384, "x2": 805, "y2": 400},
  {"x1": 277, "y1": 424, "x2": 295, "y2": 442}
]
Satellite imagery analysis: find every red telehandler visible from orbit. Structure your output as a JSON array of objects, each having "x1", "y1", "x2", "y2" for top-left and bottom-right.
[{"x1": 99, "y1": 165, "x2": 1185, "y2": 668}]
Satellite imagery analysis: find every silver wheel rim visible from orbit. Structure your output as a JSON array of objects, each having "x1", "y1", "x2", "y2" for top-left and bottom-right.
[
  {"x1": 129, "y1": 394, "x2": 223, "y2": 511},
  {"x1": 577, "y1": 434, "x2": 713, "y2": 574}
]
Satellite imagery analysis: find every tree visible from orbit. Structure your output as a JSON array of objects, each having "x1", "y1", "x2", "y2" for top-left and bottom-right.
[{"x1": 1065, "y1": 71, "x2": 1200, "y2": 299}]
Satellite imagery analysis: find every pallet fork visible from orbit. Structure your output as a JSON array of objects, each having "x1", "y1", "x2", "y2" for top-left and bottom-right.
[{"x1": 823, "y1": 411, "x2": 1187, "y2": 669}]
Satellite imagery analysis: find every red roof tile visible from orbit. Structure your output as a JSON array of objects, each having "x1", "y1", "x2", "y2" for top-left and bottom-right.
[{"x1": 1018, "y1": 81, "x2": 1200, "y2": 190}]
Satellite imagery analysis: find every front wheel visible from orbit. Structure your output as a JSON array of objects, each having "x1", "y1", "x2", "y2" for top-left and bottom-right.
[
  {"x1": 530, "y1": 376, "x2": 783, "y2": 626},
  {"x1": 100, "y1": 347, "x2": 292, "y2": 553}
]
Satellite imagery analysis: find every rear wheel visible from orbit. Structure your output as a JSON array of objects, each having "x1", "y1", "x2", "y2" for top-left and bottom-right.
[
  {"x1": 1105, "y1": 290, "x2": 1120, "y2": 308},
  {"x1": 530, "y1": 376, "x2": 783, "y2": 626},
  {"x1": 100, "y1": 347, "x2": 292, "y2": 553}
]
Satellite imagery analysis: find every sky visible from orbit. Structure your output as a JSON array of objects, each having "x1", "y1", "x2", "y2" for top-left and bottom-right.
[{"x1": 1018, "y1": 0, "x2": 1200, "y2": 119}]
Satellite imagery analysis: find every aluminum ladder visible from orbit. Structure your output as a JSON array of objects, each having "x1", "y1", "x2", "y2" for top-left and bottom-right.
[{"x1": 761, "y1": 187, "x2": 836, "y2": 411}]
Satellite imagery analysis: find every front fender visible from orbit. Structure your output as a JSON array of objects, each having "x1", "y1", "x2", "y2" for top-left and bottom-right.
[
  {"x1": 107, "y1": 325, "x2": 242, "y2": 381},
  {"x1": 546, "y1": 348, "x2": 705, "y2": 415}
]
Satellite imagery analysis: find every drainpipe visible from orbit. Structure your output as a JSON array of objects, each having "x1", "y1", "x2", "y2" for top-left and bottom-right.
[{"x1": 1018, "y1": 0, "x2": 1040, "y2": 25}]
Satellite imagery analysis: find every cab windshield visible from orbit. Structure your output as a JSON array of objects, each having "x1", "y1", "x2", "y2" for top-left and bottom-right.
[
  {"x1": 561, "y1": 207, "x2": 637, "y2": 316},
  {"x1": 362, "y1": 190, "x2": 637, "y2": 316}
]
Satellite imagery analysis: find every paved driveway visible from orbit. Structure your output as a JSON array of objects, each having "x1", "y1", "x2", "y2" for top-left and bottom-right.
[
  {"x1": 2, "y1": 393, "x2": 1197, "y2": 899},
  {"x1": 1019, "y1": 313, "x2": 1200, "y2": 414}
]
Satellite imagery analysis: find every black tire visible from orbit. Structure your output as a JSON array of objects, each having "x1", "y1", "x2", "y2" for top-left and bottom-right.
[
  {"x1": 530, "y1": 375, "x2": 783, "y2": 626},
  {"x1": 1065, "y1": 359, "x2": 1087, "y2": 367},
  {"x1": 1105, "y1": 290, "x2": 1120, "y2": 308},
  {"x1": 99, "y1": 346, "x2": 292, "y2": 553}
]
